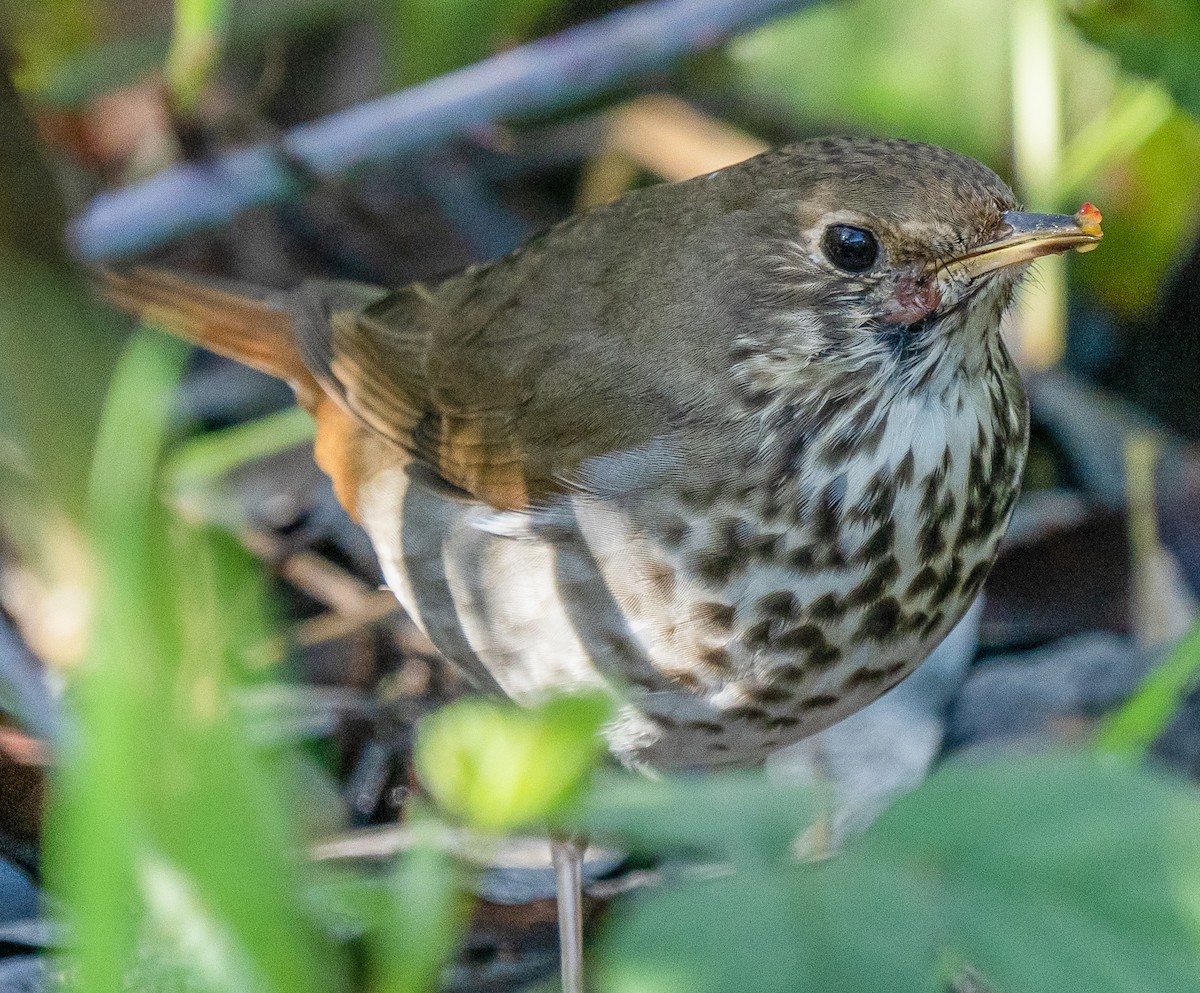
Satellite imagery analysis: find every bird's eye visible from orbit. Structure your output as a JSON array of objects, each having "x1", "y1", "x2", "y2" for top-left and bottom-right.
[{"x1": 821, "y1": 224, "x2": 879, "y2": 272}]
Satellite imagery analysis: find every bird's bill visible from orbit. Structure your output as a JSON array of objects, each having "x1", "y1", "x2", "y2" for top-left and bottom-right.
[{"x1": 940, "y1": 203, "x2": 1103, "y2": 281}]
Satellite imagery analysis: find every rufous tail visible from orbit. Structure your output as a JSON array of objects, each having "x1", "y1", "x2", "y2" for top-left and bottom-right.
[{"x1": 99, "y1": 267, "x2": 321, "y2": 407}]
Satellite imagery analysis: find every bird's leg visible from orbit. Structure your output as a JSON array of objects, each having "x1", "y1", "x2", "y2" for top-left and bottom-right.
[{"x1": 550, "y1": 834, "x2": 586, "y2": 993}]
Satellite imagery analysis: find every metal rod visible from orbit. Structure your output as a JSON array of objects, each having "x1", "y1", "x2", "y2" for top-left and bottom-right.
[{"x1": 70, "y1": 0, "x2": 817, "y2": 262}]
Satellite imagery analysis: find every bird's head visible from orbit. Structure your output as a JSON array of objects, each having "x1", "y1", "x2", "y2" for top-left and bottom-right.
[{"x1": 729, "y1": 137, "x2": 1101, "y2": 392}]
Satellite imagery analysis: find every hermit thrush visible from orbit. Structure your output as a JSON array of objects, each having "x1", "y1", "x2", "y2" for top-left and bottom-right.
[
  {"x1": 105, "y1": 137, "x2": 1101, "y2": 770},
  {"x1": 105, "y1": 137, "x2": 1101, "y2": 993}
]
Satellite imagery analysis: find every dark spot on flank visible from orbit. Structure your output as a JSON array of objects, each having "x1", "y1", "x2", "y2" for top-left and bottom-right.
[
  {"x1": 858, "y1": 414, "x2": 888, "y2": 454},
  {"x1": 814, "y1": 473, "x2": 848, "y2": 541},
  {"x1": 788, "y1": 546, "x2": 818, "y2": 572},
  {"x1": 697, "y1": 601, "x2": 736, "y2": 630},
  {"x1": 758, "y1": 590, "x2": 799, "y2": 620},
  {"x1": 854, "y1": 473, "x2": 897, "y2": 524},
  {"x1": 905, "y1": 566, "x2": 939, "y2": 599},
  {"x1": 824, "y1": 543, "x2": 848, "y2": 569},
  {"x1": 750, "y1": 684, "x2": 793, "y2": 705},
  {"x1": 808, "y1": 593, "x2": 845, "y2": 621},
  {"x1": 661, "y1": 515, "x2": 691, "y2": 546},
  {"x1": 742, "y1": 619, "x2": 775, "y2": 652},
  {"x1": 753, "y1": 532, "x2": 784, "y2": 558},
  {"x1": 799, "y1": 693, "x2": 840, "y2": 711},
  {"x1": 961, "y1": 560, "x2": 992, "y2": 598},
  {"x1": 841, "y1": 666, "x2": 890, "y2": 691},
  {"x1": 856, "y1": 597, "x2": 901, "y2": 641},
  {"x1": 736, "y1": 386, "x2": 773, "y2": 411},
  {"x1": 919, "y1": 610, "x2": 944, "y2": 639},
  {"x1": 920, "y1": 471, "x2": 946, "y2": 517},
  {"x1": 712, "y1": 516, "x2": 745, "y2": 549},
  {"x1": 933, "y1": 556, "x2": 963, "y2": 602},
  {"x1": 768, "y1": 715, "x2": 800, "y2": 730},
  {"x1": 937, "y1": 488, "x2": 958, "y2": 521},
  {"x1": 918, "y1": 517, "x2": 947, "y2": 560},
  {"x1": 846, "y1": 557, "x2": 901, "y2": 607},
  {"x1": 699, "y1": 646, "x2": 733, "y2": 671},
  {"x1": 856, "y1": 521, "x2": 896, "y2": 563},
  {"x1": 820, "y1": 429, "x2": 858, "y2": 468},
  {"x1": 772, "y1": 623, "x2": 828, "y2": 653},
  {"x1": 808, "y1": 645, "x2": 842, "y2": 669},
  {"x1": 893, "y1": 450, "x2": 915, "y2": 486},
  {"x1": 775, "y1": 663, "x2": 806, "y2": 684},
  {"x1": 729, "y1": 344, "x2": 758, "y2": 364},
  {"x1": 695, "y1": 549, "x2": 741, "y2": 586}
]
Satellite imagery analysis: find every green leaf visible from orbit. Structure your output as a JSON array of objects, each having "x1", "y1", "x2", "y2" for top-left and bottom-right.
[
  {"x1": 311, "y1": 834, "x2": 469, "y2": 993},
  {"x1": 46, "y1": 330, "x2": 190, "y2": 993},
  {"x1": 1096, "y1": 620, "x2": 1200, "y2": 756},
  {"x1": 0, "y1": 65, "x2": 123, "y2": 519},
  {"x1": 415, "y1": 692, "x2": 611, "y2": 833},
  {"x1": 167, "y1": 0, "x2": 230, "y2": 108},
  {"x1": 1072, "y1": 0, "x2": 1200, "y2": 118},
  {"x1": 572, "y1": 769, "x2": 820, "y2": 865},
  {"x1": 371, "y1": 824, "x2": 470, "y2": 993},
  {"x1": 598, "y1": 751, "x2": 1200, "y2": 993},
  {"x1": 1065, "y1": 109, "x2": 1200, "y2": 315},
  {"x1": 729, "y1": 0, "x2": 1016, "y2": 166},
  {"x1": 47, "y1": 331, "x2": 349, "y2": 993},
  {"x1": 6, "y1": 0, "x2": 102, "y2": 95},
  {"x1": 166, "y1": 406, "x2": 315, "y2": 523},
  {"x1": 384, "y1": 0, "x2": 563, "y2": 86}
]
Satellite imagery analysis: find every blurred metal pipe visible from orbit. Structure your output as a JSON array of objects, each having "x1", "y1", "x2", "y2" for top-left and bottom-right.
[{"x1": 70, "y1": 0, "x2": 818, "y2": 262}]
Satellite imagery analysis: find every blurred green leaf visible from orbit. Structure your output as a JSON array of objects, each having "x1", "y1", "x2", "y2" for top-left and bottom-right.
[
  {"x1": 0, "y1": 60, "x2": 122, "y2": 517},
  {"x1": 729, "y1": 0, "x2": 1015, "y2": 165},
  {"x1": 32, "y1": 33, "x2": 171, "y2": 108},
  {"x1": 48, "y1": 329, "x2": 191, "y2": 992},
  {"x1": 168, "y1": 406, "x2": 315, "y2": 487},
  {"x1": 168, "y1": 0, "x2": 230, "y2": 109},
  {"x1": 415, "y1": 692, "x2": 611, "y2": 833},
  {"x1": 311, "y1": 836, "x2": 468, "y2": 993},
  {"x1": 598, "y1": 751, "x2": 1200, "y2": 993},
  {"x1": 571, "y1": 769, "x2": 819, "y2": 865},
  {"x1": 385, "y1": 0, "x2": 562, "y2": 86},
  {"x1": 4, "y1": 0, "x2": 101, "y2": 94},
  {"x1": 167, "y1": 406, "x2": 315, "y2": 523},
  {"x1": 1067, "y1": 109, "x2": 1200, "y2": 313},
  {"x1": 1072, "y1": 0, "x2": 1200, "y2": 118},
  {"x1": 1095, "y1": 620, "x2": 1200, "y2": 757},
  {"x1": 47, "y1": 330, "x2": 348, "y2": 993},
  {"x1": 371, "y1": 822, "x2": 469, "y2": 993}
]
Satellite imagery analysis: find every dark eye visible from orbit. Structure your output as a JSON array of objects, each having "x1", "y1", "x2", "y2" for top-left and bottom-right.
[{"x1": 821, "y1": 224, "x2": 879, "y2": 272}]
